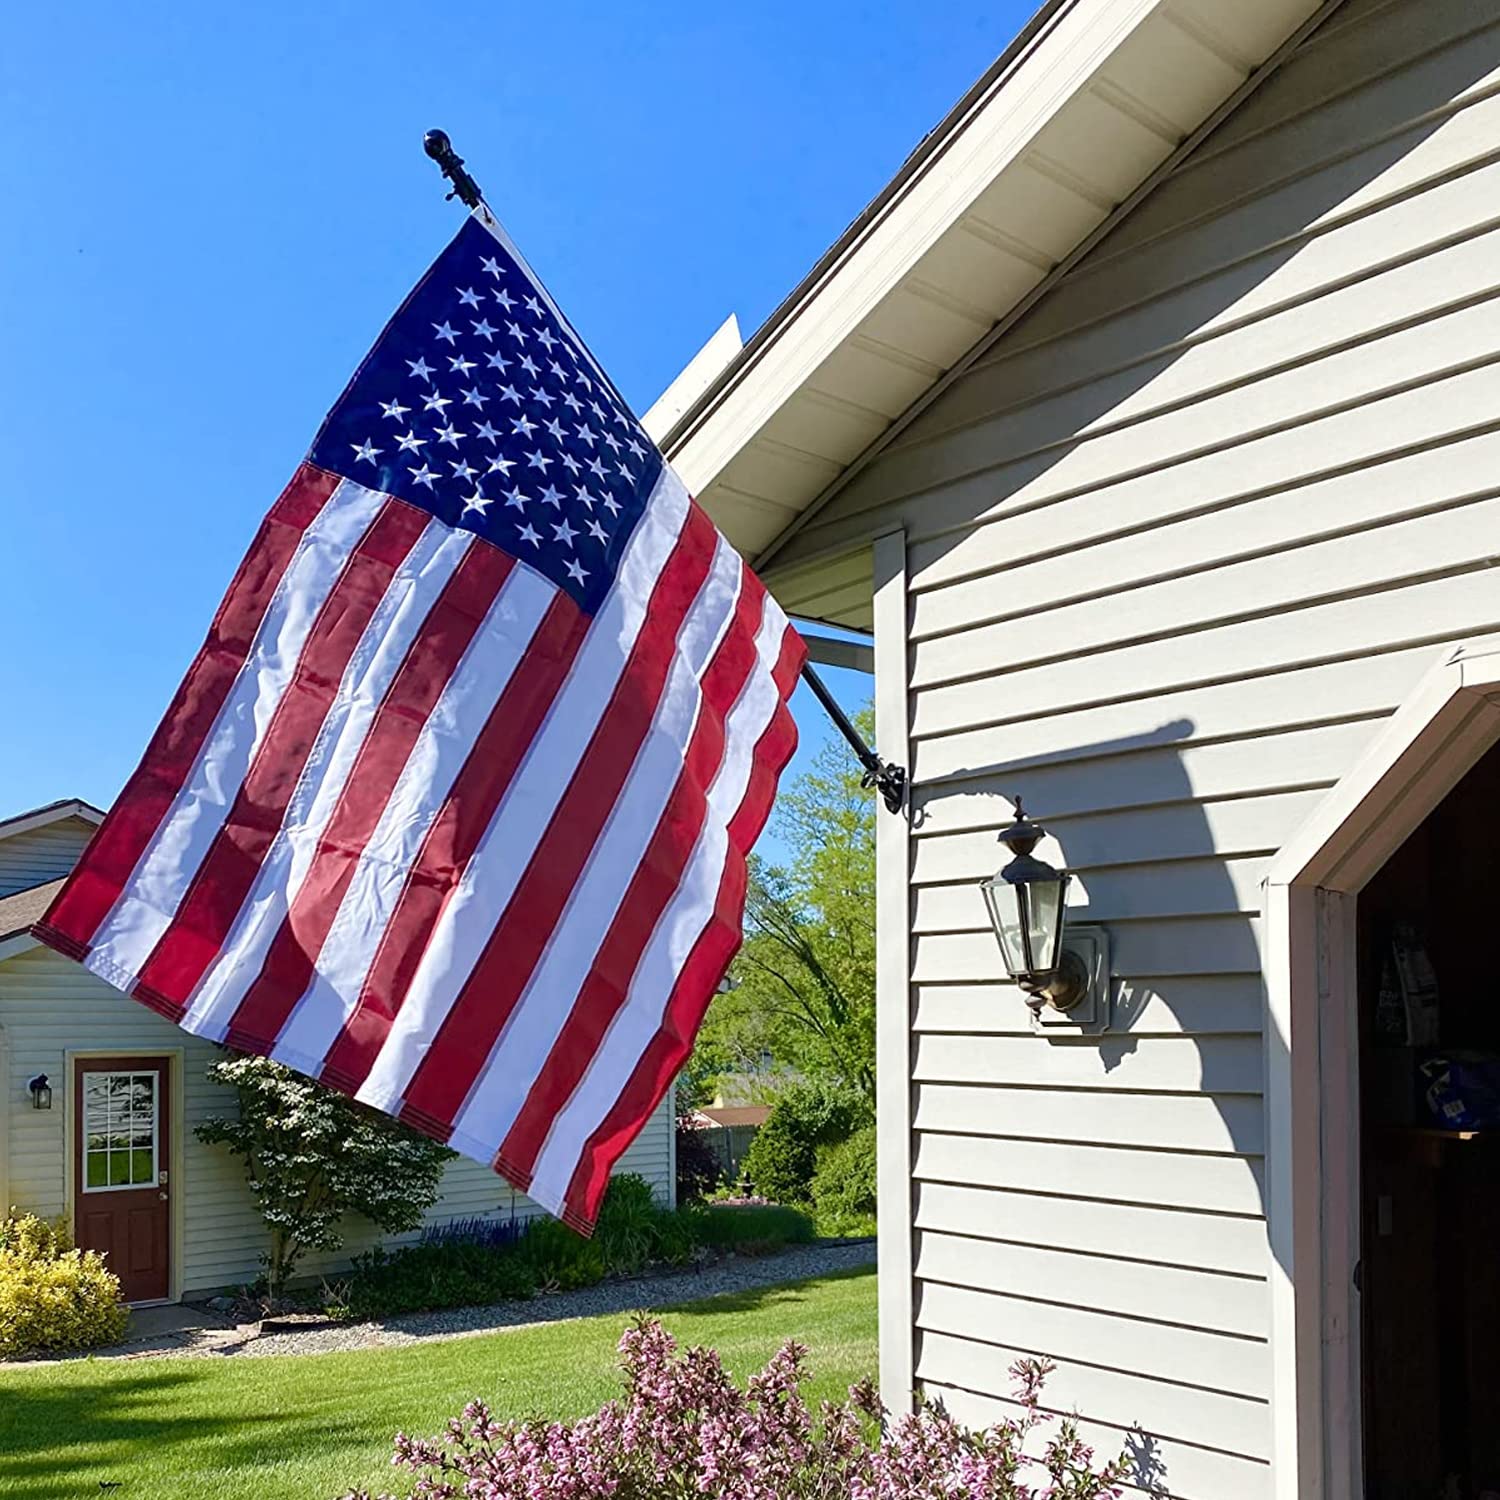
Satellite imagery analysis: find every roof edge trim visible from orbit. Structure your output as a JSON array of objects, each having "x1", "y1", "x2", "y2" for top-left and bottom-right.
[{"x1": 657, "y1": 0, "x2": 1080, "y2": 458}]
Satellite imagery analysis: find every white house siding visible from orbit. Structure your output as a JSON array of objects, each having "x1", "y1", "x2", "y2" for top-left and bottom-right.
[
  {"x1": 767, "y1": 1, "x2": 1500, "y2": 1495},
  {"x1": 0, "y1": 945, "x2": 673, "y2": 1297},
  {"x1": 0, "y1": 818, "x2": 96, "y2": 898}
]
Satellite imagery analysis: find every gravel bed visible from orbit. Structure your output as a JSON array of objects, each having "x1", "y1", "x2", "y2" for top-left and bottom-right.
[{"x1": 224, "y1": 1240, "x2": 876, "y2": 1359}]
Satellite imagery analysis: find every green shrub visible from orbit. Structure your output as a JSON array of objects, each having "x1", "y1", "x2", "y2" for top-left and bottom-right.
[
  {"x1": 674, "y1": 1121, "x2": 724, "y2": 1203},
  {"x1": 196, "y1": 1054, "x2": 453, "y2": 1295},
  {"x1": 0, "y1": 1211, "x2": 70, "y2": 1260},
  {"x1": 341, "y1": 1240, "x2": 536, "y2": 1320},
  {"x1": 648, "y1": 1205, "x2": 704, "y2": 1266},
  {"x1": 595, "y1": 1175, "x2": 659, "y2": 1276},
  {"x1": 0, "y1": 1212, "x2": 128, "y2": 1357},
  {"x1": 742, "y1": 1080, "x2": 869, "y2": 1204},
  {"x1": 811, "y1": 1125, "x2": 877, "y2": 1236},
  {"x1": 519, "y1": 1217, "x2": 607, "y2": 1291},
  {"x1": 696, "y1": 1203, "x2": 815, "y2": 1254}
]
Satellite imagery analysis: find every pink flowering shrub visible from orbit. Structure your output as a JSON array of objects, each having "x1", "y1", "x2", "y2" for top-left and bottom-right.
[{"x1": 342, "y1": 1316, "x2": 1127, "y2": 1500}]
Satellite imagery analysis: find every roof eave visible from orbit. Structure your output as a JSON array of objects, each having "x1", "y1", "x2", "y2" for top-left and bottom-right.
[{"x1": 660, "y1": 0, "x2": 1336, "y2": 589}]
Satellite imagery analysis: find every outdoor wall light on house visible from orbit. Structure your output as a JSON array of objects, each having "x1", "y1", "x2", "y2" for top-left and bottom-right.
[
  {"x1": 979, "y1": 800, "x2": 1111, "y2": 1033},
  {"x1": 27, "y1": 1074, "x2": 52, "y2": 1110}
]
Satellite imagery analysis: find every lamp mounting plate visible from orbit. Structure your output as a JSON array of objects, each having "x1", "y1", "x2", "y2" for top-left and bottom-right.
[{"x1": 1030, "y1": 924, "x2": 1111, "y2": 1035}]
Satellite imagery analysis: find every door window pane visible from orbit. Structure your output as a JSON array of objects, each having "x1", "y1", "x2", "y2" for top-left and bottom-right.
[{"x1": 82, "y1": 1071, "x2": 158, "y2": 1192}]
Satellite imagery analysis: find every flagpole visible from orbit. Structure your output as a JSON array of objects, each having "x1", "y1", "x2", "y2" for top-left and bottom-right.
[{"x1": 420, "y1": 129, "x2": 908, "y2": 816}]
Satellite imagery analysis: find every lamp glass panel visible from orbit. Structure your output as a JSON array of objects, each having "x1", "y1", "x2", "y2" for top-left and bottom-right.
[
  {"x1": 1027, "y1": 876, "x2": 1066, "y2": 972},
  {"x1": 982, "y1": 879, "x2": 1029, "y2": 978}
]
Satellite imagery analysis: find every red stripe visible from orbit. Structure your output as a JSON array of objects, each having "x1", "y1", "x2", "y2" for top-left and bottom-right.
[
  {"x1": 129, "y1": 500, "x2": 431, "y2": 1016},
  {"x1": 316, "y1": 590, "x2": 589, "y2": 1093},
  {"x1": 560, "y1": 624, "x2": 804, "y2": 1231},
  {"x1": 494, "y1": 575, "x2": 767, "y2": 1185},
  {"x1": 35, "y1": 464, "x2": 340, "y2": 963},
  {"x1": 397, "y1": 504, "x2": 721, "y2": 1138},
  {"x1": 220, "y1": 542, "x2": 517, "y2": 1055}
]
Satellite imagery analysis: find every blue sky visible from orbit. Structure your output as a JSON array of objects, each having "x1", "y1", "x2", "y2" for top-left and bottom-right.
[{"x1": 1, "y1": 1, "x2": 1029, "y2": 861}]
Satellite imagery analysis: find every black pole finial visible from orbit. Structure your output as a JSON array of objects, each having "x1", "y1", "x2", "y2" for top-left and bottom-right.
[{"x1": 424, "y1": 129, "x2": 484, "y2": 210}]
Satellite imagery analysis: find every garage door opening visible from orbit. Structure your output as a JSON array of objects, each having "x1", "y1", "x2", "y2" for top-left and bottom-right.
[{"x1": 1358, "y1": 740, "x2": 1500, "y2": 1499}]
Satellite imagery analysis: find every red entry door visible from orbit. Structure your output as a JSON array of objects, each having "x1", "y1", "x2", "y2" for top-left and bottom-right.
[{"x1": 74, "y1": 1057, "x2": 171, "y2": 1302}]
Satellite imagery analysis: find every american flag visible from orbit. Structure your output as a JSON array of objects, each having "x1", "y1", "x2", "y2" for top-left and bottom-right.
[{"x1": 36, "y1": 210, "x2": 804, "y2": 1231}]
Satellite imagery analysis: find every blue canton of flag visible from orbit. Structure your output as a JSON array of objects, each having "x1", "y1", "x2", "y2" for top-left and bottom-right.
[{"x1": 311, "y1": 216, "x2": 662, "y2": 615}]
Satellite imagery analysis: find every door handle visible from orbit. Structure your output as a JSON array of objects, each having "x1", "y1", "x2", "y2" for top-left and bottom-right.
[{"x1": 159, "y1": 1191, "x2": 168, "y2": 1202}]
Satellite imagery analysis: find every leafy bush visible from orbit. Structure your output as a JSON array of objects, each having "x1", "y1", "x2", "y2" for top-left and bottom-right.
[
  {"x1": 811, "y1": 1124, "x2": 877, "y2": 1236},
  {"x1": 648, "y1": 1205, "x2": 704, "y2": 1267},
  {"x1": 343, "y1": 1316, "x2": 1127, "y2": 1500},
  {"x1": 518, "y1": 1217, "x2": 607, "y2": 1292},
  {"x1": 674, "y1": 1119, "x2": 724, "y2": 1203},
  {"x1": 341, "y1": 1239, "x2": 536, "y2": 1321},
  {"x1": 0, "y1": 1212, "x2": 128, "y2": 1358},
  {"x1": 696, "y1": 1203, "x2": 815, "y2": 1254},
  {"x1": 0, "y1": 1211, "x2": 70, "y2": 1260},
  {"x1": 195, "y1": 1054, "x2": 454, "y2": 1294},
  {"x1": 742, "y1": 1080, "x2": 869, "y2": 1204},
  {"x1": 594, "y1": 1174, "x2": 659, "y2": 1276},
  {"x1": 594, "y1": 1177, "x2": 711, "y2": 1271}
]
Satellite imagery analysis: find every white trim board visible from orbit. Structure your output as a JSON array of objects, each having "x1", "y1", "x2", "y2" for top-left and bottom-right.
[{"x1": 873, "y1": 529, "x2": 916, "y2": 1409}]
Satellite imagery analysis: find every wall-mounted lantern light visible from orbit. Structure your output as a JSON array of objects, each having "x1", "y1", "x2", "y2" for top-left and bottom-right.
[
  {"x1": 979, "y1": 800, "x2": 1087, "y2": 1015},
  {"x1": 978, "y1": 797, "x2": 1118, "y2": 1036},
  {"x1": 27, "y1": 1074, "x2": 53, "y2": 1111}
]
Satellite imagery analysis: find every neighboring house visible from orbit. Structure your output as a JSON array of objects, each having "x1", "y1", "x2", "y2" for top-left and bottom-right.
[
  {"x1": 684, "y1": 1103, "x2": 771, "y2": 1179},
  {"x1": 0, "y1": 798, "x2": 673, "y2": 1303},
  {"x1": 656, "y1": 1, "x2": 1500, "y2": 1496}
]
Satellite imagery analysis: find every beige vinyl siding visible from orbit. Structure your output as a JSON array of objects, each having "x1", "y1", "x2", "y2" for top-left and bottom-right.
[
  {"x1": 0, "y1": 946, "x2": 672, "y2": 1297},
  {"x1": 0, "y1": 818, "x2": 96, "y2": 898},
  {"x1": 765, "y1": 1, "x2": 1500, "y2": 1494}
]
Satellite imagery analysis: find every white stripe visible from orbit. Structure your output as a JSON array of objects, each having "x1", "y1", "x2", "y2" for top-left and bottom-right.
[
  {"x1": 84, "y1": 480, "x2": 388, "y2": 991},
  {"x1": 445, "y1": 539, "x2": 744, "y2": 1163},
  {"x1": 526, "y1": 604, "x2": 792, "y2": 1217},
  {"x1": 266, "y1": 561, "x2": 559, "y2": 1075},
  {"x1": 177, "y1": 521, "x2": 475, "y2": 1041},
  {"x1": 355, "y1": 464, "x2": 694, "y2": 1113}
]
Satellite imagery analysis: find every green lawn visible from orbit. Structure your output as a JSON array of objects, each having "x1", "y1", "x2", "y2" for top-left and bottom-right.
[{"x1": 0, "y1": 1266, "x2": 876, "y2": 1500}]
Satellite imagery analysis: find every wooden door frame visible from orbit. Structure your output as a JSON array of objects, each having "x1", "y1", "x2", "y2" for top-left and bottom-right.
[
  {"x1": 65, "y1": 1046, "x2": 187, "y2": 1305},
  {"x1": 1264, "y1": 635, "x2": 1500, "y2": 1500}
]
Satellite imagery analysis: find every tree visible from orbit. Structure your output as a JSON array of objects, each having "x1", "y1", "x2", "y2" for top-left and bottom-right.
[
  {"x1": 695, "y1": 706, "x2": 877, "y2": 1105},
  {"x1": 195, "y1": 1054, "x2": 454, "y2": 1295}
]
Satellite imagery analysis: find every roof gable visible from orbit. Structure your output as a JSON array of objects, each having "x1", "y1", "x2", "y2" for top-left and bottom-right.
[{"x1": 0, "y1": 798, "x2": 105, "y2": 846}]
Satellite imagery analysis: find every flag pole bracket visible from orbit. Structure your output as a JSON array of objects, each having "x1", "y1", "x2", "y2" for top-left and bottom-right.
[
  {"x1": 799, "y1": 660, "x2": 908, "y2": 816},
  {"x1": 420, "y1": 129, "x2": 908, "y2": 817}
]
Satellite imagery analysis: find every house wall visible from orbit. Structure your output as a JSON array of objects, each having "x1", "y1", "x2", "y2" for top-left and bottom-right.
[
  {"x1": 0, "y1": 945, "x2": 673, "y2": 1297},
  {"x1": 0, "y1": 817, "x2": 96, "y2": 898},
  {"x1": 769, "y1": 1, "x2": 1500, "y2": 1495}
]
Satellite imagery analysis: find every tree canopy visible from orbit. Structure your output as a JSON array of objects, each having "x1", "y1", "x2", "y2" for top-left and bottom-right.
[{"x1": 684, "y1": 706, "x2": 876, "y2": 1109}]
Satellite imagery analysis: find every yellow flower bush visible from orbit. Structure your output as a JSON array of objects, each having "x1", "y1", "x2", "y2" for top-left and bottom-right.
[{"x1": 0, "y1": 1211, "x2": 127, "y2": 1358}]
